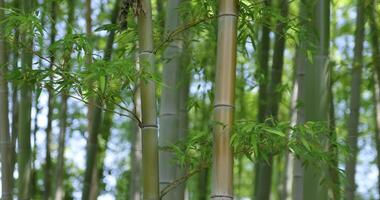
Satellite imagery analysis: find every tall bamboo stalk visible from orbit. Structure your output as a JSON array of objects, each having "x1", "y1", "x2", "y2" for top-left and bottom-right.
[
  {"x1": 344, "y1": 1, "x2": 365, "y2": 199},
  {"x1": 17, "y1": 0, "x2": 34, "y2": 198},
  {"x1": 82, "y1": 102, "x2": 102, "y2": 200},
  {"x1": 10, "y1": 0, "x2": 20, "y2": 187},
  {"x1": 176, "y1": 36, "x2": 192, "y2": 199},
  {"x1": 81, "y1": 0, "x2": 103, "y2": 197},
  {"x1": 254, "y1": 0, "x2": 271, "y2": 198},
  {"x1": 281, "y1": 60, "x2": 298, "y2": 200},
  {"x1": 373, "y1": 73, "x2": 380, "y2": 199},
  {"x1": 302, "y1": 0, "x2": 330, "y2": 199},
  {"x1": 137, "y1": 0, "x2": 159, "y2": 199},
  {"x1": 0, "y1": 0, "x2": 12, "y2": 199},
  {"x1": 196, "y1": 90, "x2": 211, "y2": 200},
  {"x1": 158, "y1": 0, "x2": 182, "y2": 199},
  {"x1": 236, "y1": 64, "x2": 246, "y2": 197},
  {"x1": 256, "y1": 0, "x2": 288, "y2": 198},
  {"x1": 44, "y1": 1, "x2": 57, "y2": 199},
  {"x1": 369, "y1": 0, "x2": 380, "y2": 197},
  {"x1": 91, "y1": 1, "x2": 120, "y2": 196},
  {"x1": 54, "y1": 1, "x2": 75, "y2": 199},
  {"x1": 82, "y1": 0, "x2": 120, "y2": 200},
  {"x1": 292, "y1": 46, "x2": 306, "y2": 200},
  {"x1": 328, "y1": 69, "x2": 340, "y2": 200},
  {"x1": 130, "y1": 88, "x2": 142, "y2": 200},
  {"x1": 31, "y1": 94, "x2": 40, "y2": 198},
  {"x1": 211, "y1": 0, "x2": 238, "y2": 199}
]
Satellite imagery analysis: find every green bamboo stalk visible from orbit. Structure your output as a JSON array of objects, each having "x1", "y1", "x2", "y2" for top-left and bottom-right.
[
  {"x1": 256, "y1": 0, "x2": 272, "y2": 123},
  {"x1": 31, "y1": 94, "x2": 40, "y2": 198},
  {"x1": 54, "y1": 1, "x2": 75, "y2": 199},
  {"x1": 84, "y1": 0, "x2": 94, "y2": 161},
  {"x1": 267, "y1": 0, "x2": 288, "y2": 119},
  {"x1": 138, "y1": 0, "x2": 159, "y2": 199},
  {"x1": 90, "y1": 0, "x2": 120, "y2": 197},
  {"x1": 344, "y1": 1, "x2": 365, "y2": 199},
  {"x1": 130, "y1": 87, "x2": 142, "y2": 200},
  {"x1": 373, "y1": 73, "x2": 380, "y2": 200},
  {"x1": 302, "y1": 0, "x2": 330, "y2": 199},
  {"x1": 10, "y1": 0, "x2": 20, "y2": 188},
  {"x1": 44, "y1": 1, "x2": 57, "y2": 199},
  {"x1": 328, "y1": 69, "x2": 340, "y2": 200},
  {"x1": 17, "y1": 0, "x2": 34, "y2": 198},
  {"x1": 281, "y1": 61, "x2": 298, "y2": 200},
  {"x1": 82, "y1": 0, "x2": 120, "y2": 200},
  {"x1": 254, "y1": 0, "x2": 272, "y2": 198},
  {"x1": 211, "y1": 0, "x2": 238, "y2": 199},
  {"x1": 196, "y1": 90, "x2": 211, "y2": 200},
  {"x1": 198, "y1": 169, "x2": 209, "y2": 200},
  {"x1": 176, "y1": 37, "x2": 192, "y2": 199},
  {"x1": 0, "y1": 0, "x2": 12, "y2": 199},
  {"x1": 369, "y1": 0, "x2": 380, "y2": 197},
  {"x1": 292, "y1": 43, "x2": 306, "y2": 200},
  {"x1": 81, "y1": 0, "x2": 103, "y2": 197},
  {"x1": 82, "y1": 102, "x2": 102, "y2": 200},
  {"x1": 292, "y1": 3, "x2": 310, "y2": 197},
  {"x1": 94, "y1": 104, "x2": 113, "y2": 196},
  {"x1": 158, "y1": 0, "x2": 182, "y2": 199},
  {"x1": 236, "y1": 64, "x2": 246, "y2": 198},
  {"x1": 256, "y1": 0, "x2": 288, "y2": 198}
]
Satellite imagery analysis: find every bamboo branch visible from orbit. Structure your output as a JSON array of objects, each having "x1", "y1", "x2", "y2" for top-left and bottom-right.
[{"x1": 159, "y1": 163, "x2": 209, "y2": 199}]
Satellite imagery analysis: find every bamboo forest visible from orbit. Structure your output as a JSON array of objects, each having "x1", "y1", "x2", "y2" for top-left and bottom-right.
[{"x1": 2, "y1": 0, "x2": 380, "y2": 199}]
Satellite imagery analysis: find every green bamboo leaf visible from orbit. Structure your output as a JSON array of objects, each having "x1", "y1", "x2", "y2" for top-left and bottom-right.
[
  {"x1": 263, "y1": 127, "x2": 285, "y2": 137},
  {"x1": 99, "y1": 75, "x2": 106, "y2": 93}
]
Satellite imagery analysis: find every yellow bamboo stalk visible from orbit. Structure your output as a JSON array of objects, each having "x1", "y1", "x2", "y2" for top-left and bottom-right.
[{"x1": 211, "y1": 0, "x2": 238, "y2": 199}]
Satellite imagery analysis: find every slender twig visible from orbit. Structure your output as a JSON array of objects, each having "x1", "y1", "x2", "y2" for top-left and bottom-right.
[
  {"x1": 68, "y1": 93, "x2": 141, "y2": 124},
  {"x1": 153, "y1": 14, "x2": 220, "y2": 54},
  {"x1": 159, "y1": 163, "x2": 209, "y2": 199}
]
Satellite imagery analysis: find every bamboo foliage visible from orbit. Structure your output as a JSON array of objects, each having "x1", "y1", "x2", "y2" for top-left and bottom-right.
[
  {"x1": 0, "y1": 0, "x2": 378, "y2": 199},
  {"x1": 137, "y1": 0, "x2": 159, "y2": 199},
  {"x1": 211, "y1": 0, "x2": 238, "y2": 199}
]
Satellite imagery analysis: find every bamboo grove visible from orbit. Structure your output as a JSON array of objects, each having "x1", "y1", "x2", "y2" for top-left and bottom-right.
[{"x1": 1, "y1": 0, "x2": 380, "y2": 199}]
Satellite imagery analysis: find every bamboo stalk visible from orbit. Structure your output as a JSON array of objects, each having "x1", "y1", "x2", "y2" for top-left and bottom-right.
[
  {"x1": 137, "y1": 0, "x2": 159, "y2": 199},
  {"x1": 302, "y1": 0, "x2": 330, "y2": 199},
  {"x1": 158, "y1": 0, "x2": 183, "y2": 199},
  {"x1": 54, "y1": 1, "x2": 75, "y2": 199},
  {"x1": 343, "y1": 1, "x2": 365, "y2": 200},
  {"x1": 17, "y1": 0, "x2": 34, "y2": 198},
  {"x1": 211, "y1": 0, "x2": 238, "y2": 199},
  {"x1": 130, "y1": 87, "x2": 142, "y2": 200},
  {"x1": 44, "y1": 1, "x2": 57, "y2": 199},
  {"x1": 0, "y1": 0, "x2": 12, "y2": 199},
  {"x1": 369, "y1": 1, "x2": 380, "y2": 197}
]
